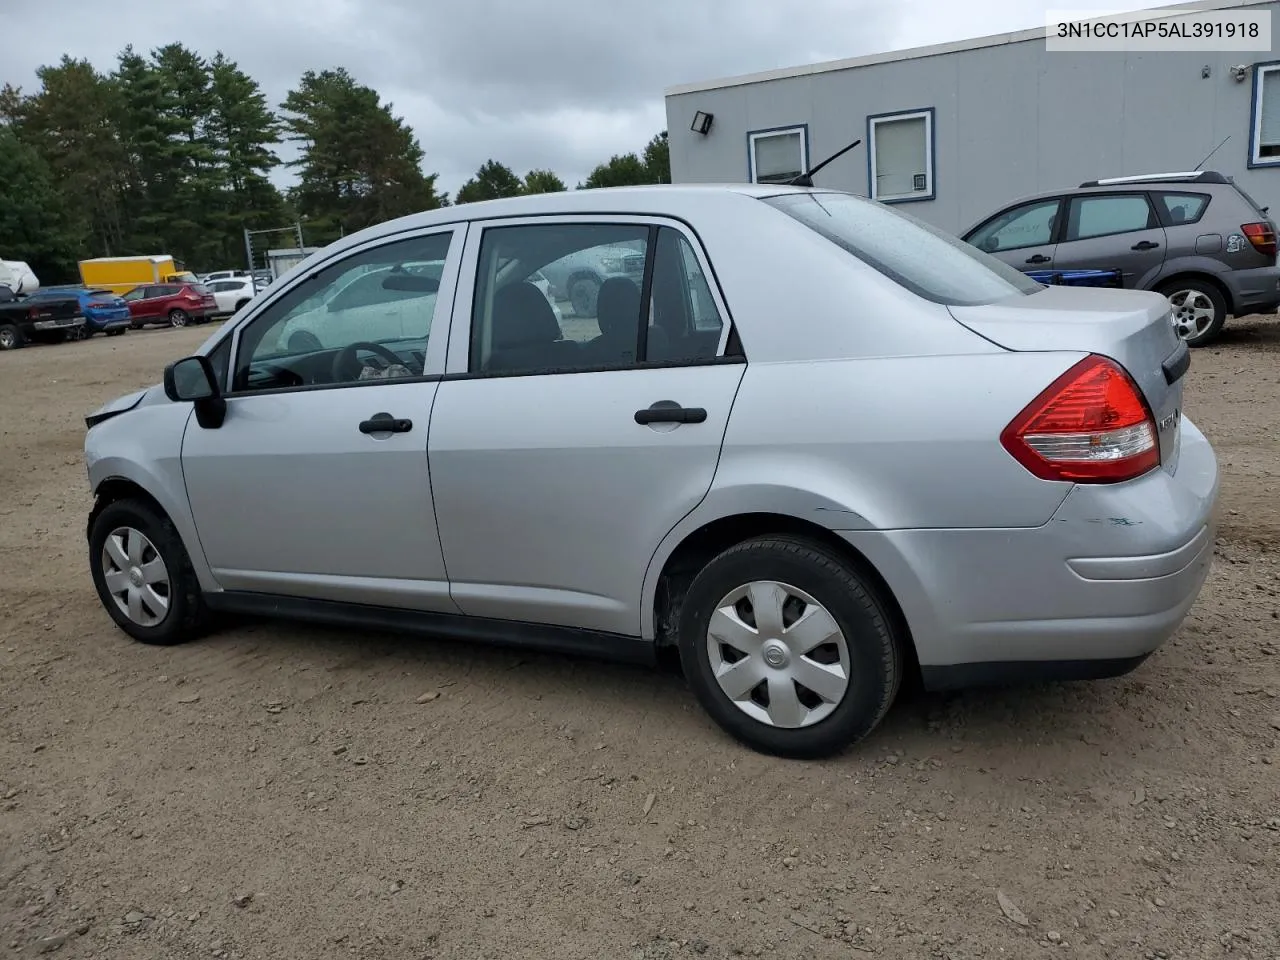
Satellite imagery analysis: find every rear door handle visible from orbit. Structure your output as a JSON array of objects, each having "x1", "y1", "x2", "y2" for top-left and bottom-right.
[
  {"x1": 359, "y1": 413, "x2": 413, "y2": 434},
  {"x1": 1131, "y1": 240, "x2": 1160, "y2": 250},
  {"x1": 1025, "y1": 254, "x2": 1052, "y2": 264},
  {"x1": 635, "y1": 401, "x2": 707, "y2": 425}
]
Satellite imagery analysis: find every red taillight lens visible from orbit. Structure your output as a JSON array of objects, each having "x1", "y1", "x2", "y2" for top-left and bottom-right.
[
  {"x1": 1000, "y1": 355, "x2": 1159, "y2": 483},
  {"x1": 1242, "y1": 221, "x2": 1276, "y2": 256}
]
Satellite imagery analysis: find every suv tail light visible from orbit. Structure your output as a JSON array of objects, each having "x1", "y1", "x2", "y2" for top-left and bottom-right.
[
  {"x1": 1000, "y1": 355, "x2": 1159, "y2": 483},
  {"x1": 1241, "y1": 221, "x2": 1277, "y2": 256}
]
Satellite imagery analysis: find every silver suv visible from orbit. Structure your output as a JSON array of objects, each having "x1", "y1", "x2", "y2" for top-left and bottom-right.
[{"x1": 962, "y1": 171, "x2": 1280, "y2": 346}]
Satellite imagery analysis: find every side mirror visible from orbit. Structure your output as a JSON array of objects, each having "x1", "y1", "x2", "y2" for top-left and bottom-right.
[{"x1": 163, "y1": 355, "x2": 226, "y2": 429}]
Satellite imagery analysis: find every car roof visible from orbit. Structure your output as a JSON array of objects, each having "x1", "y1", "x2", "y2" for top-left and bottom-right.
[{"x1": 320, "y1": 184, "x2": 812, "y2": 251}]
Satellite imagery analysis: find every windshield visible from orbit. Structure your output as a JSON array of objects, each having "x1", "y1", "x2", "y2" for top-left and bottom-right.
[{"x1": 763, "y1": 192, "x2": 1044, "y2": 306}]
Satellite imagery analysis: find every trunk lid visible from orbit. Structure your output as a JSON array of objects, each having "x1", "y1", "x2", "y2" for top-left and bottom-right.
[{"x1": 949, "y1": 285, "x2": 1186, "y2": 471}]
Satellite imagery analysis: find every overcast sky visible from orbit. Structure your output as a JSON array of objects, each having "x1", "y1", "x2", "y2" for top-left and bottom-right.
[{"x1": 6, "y1": 0, "x2": 1165, "y2": 196}]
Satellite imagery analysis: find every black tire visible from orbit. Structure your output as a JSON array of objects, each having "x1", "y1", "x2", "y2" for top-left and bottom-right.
[
  {"x1": 88, "y1": 498, "x2": 209, "y2": 646},
  {"x1": 1159, "y1": 278, "x2": 1226, "y2": 347},
  {"x1": 234, "y1": 299, "x2": 250, "y2": 312},
  {"x1": 569, "y1": 275, "x2": 601, "y2": 318},
  {"x1": 0, "y1": 323, "x2": 24, "y2": 350},
  {"x1": 168, "y1": 309, "x2": 189, "y2": 328},
  {"x1": 677, "y1": 535, "x2": 902, "y2": 759},
  {"x1": 106, "y1": 328, "x2": 127, "y2": 336}
]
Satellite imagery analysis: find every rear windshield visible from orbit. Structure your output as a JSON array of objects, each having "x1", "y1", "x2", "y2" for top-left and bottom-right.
[{"x1": 763, "y1": 192, "x2": 1044, "y2": 306}]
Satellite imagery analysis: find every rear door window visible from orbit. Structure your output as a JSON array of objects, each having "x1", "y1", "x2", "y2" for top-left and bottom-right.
[
  {"x1": 1154, "y1": 192, "x2": 1210, "y2": 226},
  {"x1": 1065, "y1": 194, "x2": 1157, "y2": 241}
]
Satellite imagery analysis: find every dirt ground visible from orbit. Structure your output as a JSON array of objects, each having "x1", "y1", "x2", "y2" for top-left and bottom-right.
[{"x1": 1, "y1": 317, "x2": 1278, "y2": 960}]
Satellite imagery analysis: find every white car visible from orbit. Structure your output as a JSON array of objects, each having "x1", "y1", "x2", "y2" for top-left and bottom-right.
[
  {"x1": 202, "y1": 269, "x2": 251, "y2": 284},
  {"x1": 206, "y1": 278, "x2": 259, "y2": 316}
]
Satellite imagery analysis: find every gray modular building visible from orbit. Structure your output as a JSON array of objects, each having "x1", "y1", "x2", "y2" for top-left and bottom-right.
[{"x1": 664, "y1": 0, "x2": 1280, "y2": 235}]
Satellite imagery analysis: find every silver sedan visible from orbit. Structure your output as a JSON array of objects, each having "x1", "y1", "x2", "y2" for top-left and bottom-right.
[{"x1": 83, "y1": 184, "x2": 1218, "y2": 758}]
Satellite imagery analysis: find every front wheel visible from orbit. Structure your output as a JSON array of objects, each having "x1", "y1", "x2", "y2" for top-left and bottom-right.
[
  {"x1": 168, "y1": 309, "x2": 189, "y2": 328},
  {"x1": 677, "y1": 536, "x2": 902, "y2": 759},
  {"x1": 0, "y1": 323, "x2": 24, "y2": 350},
  {"x1": 1160, "y1": 279, "x2": 1226, "y2": 347},
  {"x1": 88, "y1": 498, "x2": 208, "y2": 646}
]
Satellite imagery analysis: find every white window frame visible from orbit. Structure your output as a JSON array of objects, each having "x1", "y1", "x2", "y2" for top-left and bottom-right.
[
  {"x1": 1249, "y1": 60, "x2": 1280, "y2": 168},
  {"x1": 747, "y1": 125, "x2": 808, "y2": 185},
  {"x1": 867, "y1": 108, "x2": 935, "y2": 203}
]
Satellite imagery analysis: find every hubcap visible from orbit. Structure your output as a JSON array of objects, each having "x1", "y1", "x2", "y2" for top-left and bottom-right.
[
  {"x1": 100, "y1": 526, "x2": 171, "y2": 627},
  {"x1": 706, "y1": 580, "x2": 851, "y2": 729},
  {"x1": 171, "y1": 312, "x2": 187, "y2": 327},
  {"x1": 0, "y1": 329, "x2": 14, "y2": 349},
  {"x1": 1166, "y1": 289, "x2": 1215, "y2": 340}
]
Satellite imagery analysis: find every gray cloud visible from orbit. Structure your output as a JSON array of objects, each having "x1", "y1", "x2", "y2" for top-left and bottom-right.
[{"x1": 4, "y1": 0, "x2": 1165, "y2": 194}]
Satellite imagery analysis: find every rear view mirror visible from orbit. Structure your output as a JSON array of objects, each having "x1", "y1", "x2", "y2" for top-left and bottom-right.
[
  {"x1": 164, "y1": 356, "x2": 217, "y2": 401},
  {"x1": 382, "y1": 274, "x2": 439, "y2": 293}
]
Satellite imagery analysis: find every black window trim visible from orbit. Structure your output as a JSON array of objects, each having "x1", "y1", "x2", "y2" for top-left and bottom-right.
[
  {"x1": 1151, "y1": 190, "x2": 1212, "y2": 228},
  {"x1": 963, "y1": 196, "x2": 1067, "y2": 252},
  {"x1": 1062, "y1": 191, "x2": 1161, "y2": 243},
  {"x1": 198, "y1": 211, "x2": 743, "y2": 401},
  {"x1": 460, "y1": 215, "x2": 738, "y2": 381}
]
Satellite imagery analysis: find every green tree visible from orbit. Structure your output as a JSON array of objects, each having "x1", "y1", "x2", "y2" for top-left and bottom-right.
[
  {"x1": 642, "y1": 130, "x2": 670, "y2": 183},
  {"x1": 0, "y1": 125, "x2": 76, "y2": 280},
  {"x1": 281, "y1": 67, "x2": 443, "y2": 243},
  {"x1": 5, "y1": 58, "x2": 132, "y2": 258},
  {"x1": 582, "y1": 131, "x2": 671, "y2": 189},
  {"x1": 523, "y1": 168, "x2": 566, "y2": 194},
  {"x1": 455, "y1": 160, "x2": 525, "y2": 203}
]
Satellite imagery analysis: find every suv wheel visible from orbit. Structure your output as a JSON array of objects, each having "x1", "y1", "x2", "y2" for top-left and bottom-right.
[
  {"x1": 0, "y1": 323, "x2": 23, "y2": 350},
  {"x1": 677, "y1": 536, "x2": 902, "y2": 759},
  {"x1": 1160, "y1": 279, "x2": 1226, "y2": 347},
  {"x1": 89, "y1": 498, "x2": 209, "y2": 646},
  {"x1": 168, "y1": 309, "x2": 190, "y2": 328}
]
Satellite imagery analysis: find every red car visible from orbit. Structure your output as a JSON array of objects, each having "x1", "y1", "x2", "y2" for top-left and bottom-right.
[{"x1": 121, "y1": 282, "x2": 218, "y2": 328}]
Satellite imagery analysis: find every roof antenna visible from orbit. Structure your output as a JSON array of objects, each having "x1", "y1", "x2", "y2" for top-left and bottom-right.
[
  {"x1": 789, "y1": 137, "x2": 862, "y2": 187},
  {"x1": 1194, "y1": 135, "x2": 1230, "y2": 171}
]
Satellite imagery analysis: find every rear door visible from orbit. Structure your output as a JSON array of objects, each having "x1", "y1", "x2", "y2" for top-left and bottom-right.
[
  {"x1": 1053, "y1": 192, "x2": 1168, "y2": 287},
  {"x1": 427, "y1": 216, "x2": 745, "y2": 638},
  {"x1": 963, "y1": 197, "x2": 1063, "y2": 272}
]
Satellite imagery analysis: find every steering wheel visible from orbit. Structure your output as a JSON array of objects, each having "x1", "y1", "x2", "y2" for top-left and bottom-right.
[{"x1": 331, "y1": 341, "x2": 406, "y2": 382}]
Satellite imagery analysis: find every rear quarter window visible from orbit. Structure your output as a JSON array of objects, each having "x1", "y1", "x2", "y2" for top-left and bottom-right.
[
  {"x1": 1155, "y1": 192, "x2": 1210, "y2": 225},
  {"x1": 764, "y1": 192, "x2": 1043, "y2": 306}
]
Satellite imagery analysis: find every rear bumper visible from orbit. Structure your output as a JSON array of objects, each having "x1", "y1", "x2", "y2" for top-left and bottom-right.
[
  {"x1": 1222, "y1": 265, "x2": 1280, "y2": 314},
  {"x1": 839, "y1": 416, "x2": 1219, "y2": 690}
]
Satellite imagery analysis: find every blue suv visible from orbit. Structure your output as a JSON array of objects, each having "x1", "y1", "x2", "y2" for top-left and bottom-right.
[{"x1": 30, "y1": 286, "x2": 132, "y2": 338}]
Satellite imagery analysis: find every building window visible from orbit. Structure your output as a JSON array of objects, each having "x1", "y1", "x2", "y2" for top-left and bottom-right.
[
  {"x1": 867, "y1": 108, "x2": 935, "y2": 203},
  {"x1": 748, "y1": 126, "x2": 807, "y2": 184},
  {"x1": 1250, "y1": 61, "x2": 1280, "y2": 167}
]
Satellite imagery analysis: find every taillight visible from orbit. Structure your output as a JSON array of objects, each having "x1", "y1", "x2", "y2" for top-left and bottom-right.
[
  {"x1": 1000, "y1": 355, "x2": 1159, "y2": 483},
  {"x1": 1241, "y1": 221, "x2": 1276, "y2": 256}
]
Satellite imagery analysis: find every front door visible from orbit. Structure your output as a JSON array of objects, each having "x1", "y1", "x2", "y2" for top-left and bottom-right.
[
  {"x1": 1053, "y1": 192, "x2": 1168, "y2": 287},
  {"x1": 179, "y1": 226, "x2": 464, "y2": 611},
  {"x1": 428, "y1": 217, "x2": 745, "y2": 637},
  {"x1": 964, "y1": 197, "x2": 1063, "y2": 274}
]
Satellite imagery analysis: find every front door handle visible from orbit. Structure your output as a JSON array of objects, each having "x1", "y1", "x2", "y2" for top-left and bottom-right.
[
  {"x1": 1025, "y1": 254, "x2": 1052, "y2": 264},
  {"x1": 635, "y1": 401, "x2": 707, "y2": 425},
  {"x1": 1132, "y1": 240, "x2": 1160, "y2": 250},
  {"x1": 359, "y1": 413, "x2": 413, "y2": 434}
]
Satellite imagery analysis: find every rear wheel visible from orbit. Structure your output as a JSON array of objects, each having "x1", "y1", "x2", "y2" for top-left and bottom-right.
[
  {"x1": 234, "y1": 299, "x2": 250, "y2": 312},
  {"x1": 168, "y1": 309, "x2": 189, "y2": 328},
  {"x1": 1160, "y1": 278, "x2": 1226, "y2": 347},
  {"x1": 677, "y1": 536, "x2": 902, "y2": 759},
  {"x1": 88, "y1": 498, "x2": 208, "y2": 646},
  {"x1": 0, "y1": 323, "x2": 23, "y2": 350},
  {"x1": 106, "y1": 328, "x2": 127, "y2": 337}
]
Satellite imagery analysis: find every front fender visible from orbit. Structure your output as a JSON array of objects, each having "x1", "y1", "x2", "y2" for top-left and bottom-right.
[{"x1": 85, "y1": 403, "x2": 219, "y2": 592}]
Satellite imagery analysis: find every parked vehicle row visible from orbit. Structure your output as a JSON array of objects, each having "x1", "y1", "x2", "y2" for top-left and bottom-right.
[
  {"x1": 962, "y1": 170, "x2": 1280, "y2": 347},
  {"x1": 84, "y1": 184, "x2": 1217, "y2": 759}
]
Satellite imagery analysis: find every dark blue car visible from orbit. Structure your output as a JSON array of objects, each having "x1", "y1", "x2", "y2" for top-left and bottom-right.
[{"x1": 30, "y1": 286, "x2": 132, "y2": 337}]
